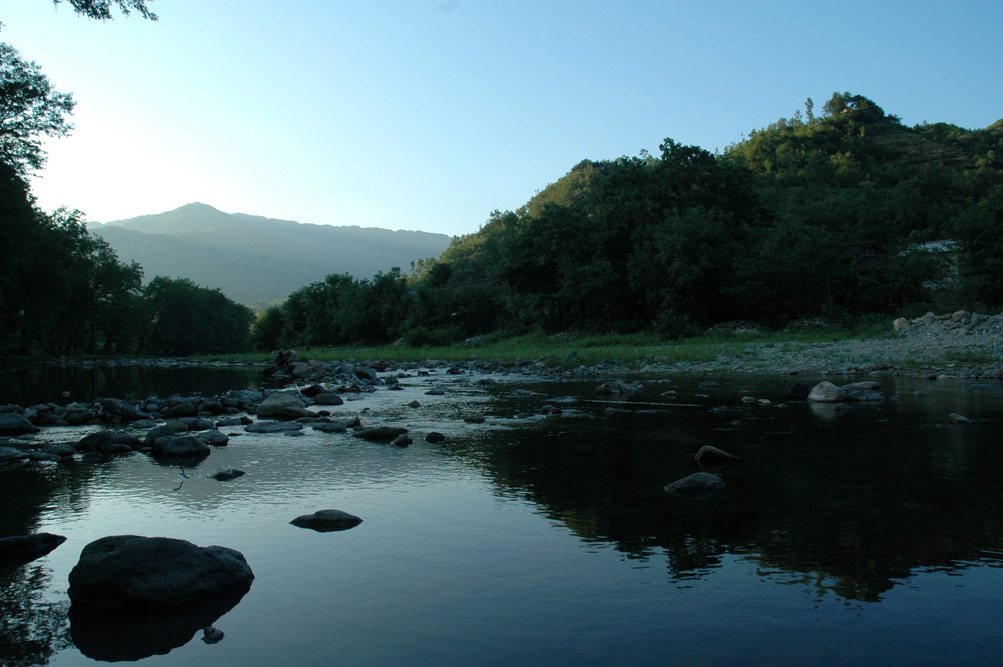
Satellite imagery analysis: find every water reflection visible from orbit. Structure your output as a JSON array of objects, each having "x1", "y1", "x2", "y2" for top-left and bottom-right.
[
  {"x1": 446, "y1": 376, "x2": 1003, "y2": 601},
  {"x1": 1, "y1": 372, "x2": 1002, "y2": 664},
  {"x1": 0, "y1": 364, "x2": 263, "y2": 406},
  {"x1": 69, "y1": 589, "x2": 249, "y2": 662},
  {"x1": 0, "y1": 564, "x2": 70, "y2": 667}
]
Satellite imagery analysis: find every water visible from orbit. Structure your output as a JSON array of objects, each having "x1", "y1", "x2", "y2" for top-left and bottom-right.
[
  {"x1": 2, "y1": 371, "x2": 1002, "y2": 665},
  {"x1": 0, "y1": 363, "x2": 264, "y2": 407}
]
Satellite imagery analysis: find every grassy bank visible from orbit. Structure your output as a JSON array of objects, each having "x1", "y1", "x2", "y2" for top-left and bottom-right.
[{"x1": 199, "y1": 318, "x2": 892, "y2": 369}]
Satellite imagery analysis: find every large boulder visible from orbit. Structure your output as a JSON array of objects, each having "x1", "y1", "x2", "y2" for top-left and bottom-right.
[
  {"x1": 67, "y1": 535, "x2": 254, "y2": 609},
  {"x1": 255, "y1": 393, "x2": 313, "y2": 420},
  {"x1": 664, "y1": 472, "x2": 726, "y2": 500},
  {"x1": 0, "y1": 413, "x2": 39, "y2": 436},
  {"x1": 290, "y1": 509, "x2": 363, "y2": 532}
]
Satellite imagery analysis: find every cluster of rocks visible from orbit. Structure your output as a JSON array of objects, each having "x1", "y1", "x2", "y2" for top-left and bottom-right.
[{"x1": 892, "y1": 309, "x2": 1000, "y2": 337}]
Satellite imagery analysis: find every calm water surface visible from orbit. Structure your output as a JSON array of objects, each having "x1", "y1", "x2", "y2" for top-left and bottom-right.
[{"x1": 2, "y1": 370, "x2": 1002, "y2": 665}]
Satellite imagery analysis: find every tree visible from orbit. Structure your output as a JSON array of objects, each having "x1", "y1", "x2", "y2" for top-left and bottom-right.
[
  {"x1": 51, "y1": 0, "x2": 158, "y2": 21},
  {"x1": 143, "y1": 277, "x2": 253, "y2": 355},
  {"x1": 0, "y1": 41, "x2": 75, "y2": 176}
]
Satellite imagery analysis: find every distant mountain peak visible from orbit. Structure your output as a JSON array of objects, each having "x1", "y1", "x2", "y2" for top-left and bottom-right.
[{"x1": 95, "y1": 204, "x2": 451, "y2": 307}]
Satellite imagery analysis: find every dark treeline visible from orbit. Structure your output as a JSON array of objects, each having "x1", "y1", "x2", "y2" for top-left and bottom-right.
[
  {"x1": 2, "y1": 8, "x2": 253, "y2": 361},
  {"x1": 252, "y1": 93, "x2": 1003, "y2": 350},
  {"x1": 0, "y1": 162, "x2": 253, "y2": 358}
]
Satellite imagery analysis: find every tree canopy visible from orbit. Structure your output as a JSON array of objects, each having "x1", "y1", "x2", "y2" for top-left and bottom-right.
[
  {"x1": 51, "y1": 0, "x2": 158, "y2": 21},
  {"x1": 0, "y1": 41, "x2": 75, "y2": 176}
]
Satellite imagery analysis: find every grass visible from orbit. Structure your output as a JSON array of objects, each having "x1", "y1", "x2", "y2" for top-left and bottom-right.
[{"x1": 195, "y1": 318, "x2": 899, "y2": 369}]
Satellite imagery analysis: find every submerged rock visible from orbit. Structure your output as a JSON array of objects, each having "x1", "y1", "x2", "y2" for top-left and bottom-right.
[
  {"x1": 949, "y1": 413, "x2": 972, "y2": 424},
  {"x1": 594, "y1": 380, "x2": 643, "y2": 395},
  {"x1": 694, "y1": 445, "x2": 739, "y2": 465},
  {"x1": 353, "y1": 426, "x2": 408, "y2": 442},
  {"x1": 290, "y1": 509, "x2": 363, "y2": 532},
  {"x1": 212, "y1": 468, "x2": 245, "y2": 481},
  {"x1": 664, "y1": 472, "x2": 726, "y2": 500},
  {"x1": 0, "y1": 533, "x2": 67, "y2": 570}
]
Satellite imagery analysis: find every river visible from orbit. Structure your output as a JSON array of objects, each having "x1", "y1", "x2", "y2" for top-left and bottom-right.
[{"x1": 2, "y1": 367, "x2": 1002, "y2": 665}]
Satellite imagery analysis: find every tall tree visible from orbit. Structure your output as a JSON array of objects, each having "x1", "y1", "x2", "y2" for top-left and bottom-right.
[{"x1": 0, "y1": 41, "x2": 75, "y2": 176}]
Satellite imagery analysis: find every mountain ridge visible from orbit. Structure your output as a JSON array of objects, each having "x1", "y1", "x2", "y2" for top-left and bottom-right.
[{"x1": 94, "y1": 203, "x2": 452, "y2": 308}]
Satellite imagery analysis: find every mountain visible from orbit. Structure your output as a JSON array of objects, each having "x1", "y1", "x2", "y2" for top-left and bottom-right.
[{"x1": 94, "y1": 203, "x2": 452, "y2": 307}]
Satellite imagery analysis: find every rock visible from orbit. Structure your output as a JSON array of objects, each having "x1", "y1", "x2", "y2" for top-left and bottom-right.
[
  {"x1": 741, "y1": 396, "x2": 756, "y2": 404},
  {"x1": 952, "y1": 310, "x2": 970, "y2": 322},
  {"x1": 0, "y1": 413, "x2": 39, "y2": 436},
  {"x1": 289, "y1": 362, "x2": 312, "y2": 377},
  {"x1": 893, "y1": 317, "x2": 910, "y2": 332},
  {"x1": 245, "y1": 421, "x2": 303, "y2": 434},
  {"x1": 75, "y1": 430, "x2": 142, "y2": 454},
  {"x1": 425, "y1": 432, "x2": 446, "y2": 443},
  {"x1": 150, "y1": 436, "x2": 211, "y2": 461},
  {"x1": 290, "y1": 509, "x2": 363, "y2": 532},
  {"x1": 844, "y1": 389, "x2": 885, "y2": 402},
  {"x1": 212, "y1": 467, "x2": 245, "y2": 481},
  {"x1": 0, "y1": 533, "x2": 67, "y2": 570},
  {"x1": 165, "y1": 401, "x2": 198, "y2": 418},
  {"x1": 807, "y1": 381, "x2": 847, "y2": 403},
  {"x1": 312, "y1": 422, "x2": 349, "y2": 434},
  {"x1": 841, "y1": 381, "x2": 881, "y2": 391},
  {"x1": 392, "y1": 435, "x2": 413, "y2": 448},
  {"x1": 43, "y1": 443, "x2": 75, "y2": 458},
  {"x1": 67, "y1": 535, "x2": 254, "y2": 609},
  {"x1": 594, "y1": 380, "x2": 642, "y2": 395},
  {"x1": 354, "y1": 366, "x2": 380, "y2": 383},
  {"x1": 255, "y1": 393, "x2": 312, "y2": 420},
  {"x1": 313, "y1": 392, "x2": 344, "y2": 406},
  {"x1": 949, "y1": 413, "x2": 972, "y2": 424},
  {"x1": 202, "y1": 625, "x2": 224, "y2": 644},
  {"x1": 463, "y1": 414, "x2": 486, "y2": 424},
  {"x1": 0, "y1": 446, "x2": 30, "y2": 463},
  {"x1": 408, "y1": 400, "x2": 421, "y2": 408},
  {"x1": 664, "y1": 472, "x2": 726, "y2": 500},
  {"x1": 201, "y1": 431, "x2": 230, "y2": 446},
  {"x1": 353, "y1": 426, "x2": 408, "y2": 442},
  {"x1": 694, "y1": 445, "x2": 739, "y2": 464}
]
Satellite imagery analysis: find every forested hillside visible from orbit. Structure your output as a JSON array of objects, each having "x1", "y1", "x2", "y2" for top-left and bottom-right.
[{"x1": 253, "y1": 93, "x2": 1003, "y2": 350}]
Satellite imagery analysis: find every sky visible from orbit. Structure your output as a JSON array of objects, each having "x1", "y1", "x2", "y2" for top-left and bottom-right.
[{"x1": 2, "y1": 0, "x2": 1002, "y2": 237}]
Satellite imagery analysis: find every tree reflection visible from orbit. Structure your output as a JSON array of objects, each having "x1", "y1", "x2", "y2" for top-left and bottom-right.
[
  {"x1": 450, "y1": 383, "x2": 1003, "y2": 603},
  {"x1": 0, "y1": 564, "x2": 70, "y2": 667}
]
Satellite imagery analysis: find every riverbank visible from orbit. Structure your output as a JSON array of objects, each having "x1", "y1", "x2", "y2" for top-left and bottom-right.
[{"x1": 5, "y1": 311, "x2": 1002, "y2": 385}]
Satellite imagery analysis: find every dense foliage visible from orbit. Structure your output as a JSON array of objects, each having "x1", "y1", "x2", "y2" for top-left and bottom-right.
[
  {"x1": 0, "y1": 161, "x2": 253, "y2": 358},
  {"x1": 253, "y1": 93, "x2": 1003, "y2": 350}
]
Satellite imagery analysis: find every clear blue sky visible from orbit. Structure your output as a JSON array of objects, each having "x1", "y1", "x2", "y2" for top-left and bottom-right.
[{"x1": 3, "y1": 0, "x2": 1001, "y2": 237}]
